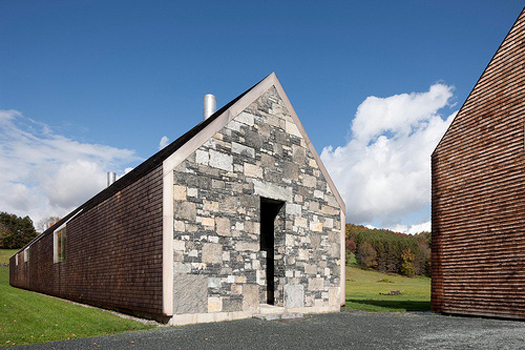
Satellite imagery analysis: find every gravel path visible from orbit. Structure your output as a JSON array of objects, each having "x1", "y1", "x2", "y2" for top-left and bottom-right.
[{"x1": 13, "y1": 310, "x2": 525, "y2": 350}]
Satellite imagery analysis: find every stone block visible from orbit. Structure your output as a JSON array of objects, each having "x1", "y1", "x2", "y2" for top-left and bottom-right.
[
  {"x1": 174, "y1": 220, "x2": 185, "y2": 232},
  {"x1": 314, "y1": 190, "x2": 324, "y2": 199},
  {"x1": 223, "y1": 298, "x2": 242, "y2": 312},
  {"x1": 174, "y1": 202, "x2": 196, "y2": 221},
  {"x1": 231, "y1": 284, "x2": 242, "y2": 295},
  {"x1": 283, "y1": 162, "x2": 298, "y2": 180},
  {"x1": 244, "y1": 163, "x2": 263, "y2": 178},
  {"x1": 329, "y1": 287, "x2": 340, "y2": 306},
  {"x1": 201, "y1": 217, "x2": 215, "y2": 227},
  {"x1": 202, "y1": 243, "x2": 222, "y2": 264},
  {"x1": 292, "y1": 145, "x2": 306, "y2": 164},
  {"x1": 302, "y1": 174, "x2": 317, "y2": 188},
  {"x1": 306, "y1": 203, "x2": 318, "y2": 213},
  {"x1": 305, "y1": 264, "x2": 317, "y2": 275},
  {"x1": 173, "y1": 185, "x2": 187, "y2": 201},
  {"x1": 236, "y1": 242, "x2": 259, "y2": 251},
  {"x1": 212, "y1": 179, "x2": 225, "y2": 189},
  {"x1": 260, "y1": 154, "x2": 274, "y2": 167},
  {"x1": 209, "y1": 149, "x2": 233, "y2": 172},
  {"x1": 173, "y1": 239, "x2": 185, "y2": 251},
  {"x1": 235, "y1": 111, "x2": 255, "y2": 126},
  {"x1": 232, "y1": 142, "x2": 255, "y2": 158},
  {"x1": 284, "y1": 284, "x2": 305, "y2": 308},
  {"x1": 173, "y1": 273, "x2": 208, "y2": 314},
  {"x1": 311, "y1": 233, "x2": 321, "y2": 248},
  {"x1": 216, "y1": 217, "x2": 231, "y2": 236},
  {"x1": 245, "y1": 221, "x2": 260, "y2": 234},
  {"x1": 285, "y1": 121, "x2": 301, "y2": 137},
  {"x1": 195, "y1": 150, "x2": 209, "y2": 165},
  {"x1": 308, "y1": 278, "x2": 324, "y2": 291},
  {"x1": 310, "y1": 221, "x2": 323, "y2": 232},
  {"x1": 286, "y1": 203, "x2": 301, "y2": 216},
  {"x1": 174, "y1": 262, "x2": 191, "y2": 273},
  {"x1": 208, "y1": 277, "x2": 222, "y2": 288},
  {"x1": 208, "y1": 296, "x2": 223, "y2": 313},
  {"x1": 242, "y1": 284, "x2": 260, "y2": 311},
  {"x1": 253, "y1": 180, "x2": 293, "y2": 202},
  {"x1": 294, "y1": 217, "x2": 307, "y2": 228},
  {"x1": 298, "y1": 249, "x2": 309, "y2": 261},
  {"x1": 321, "y1": 205, "x2": 338, "y2": 216}
]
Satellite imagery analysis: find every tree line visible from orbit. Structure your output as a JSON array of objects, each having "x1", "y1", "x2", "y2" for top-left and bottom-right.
[
  {"x1": 0, "y1": 212, "x2": 37, "y2": 249},
  {"x1": 346, "y1": 223, "x2": 431, "y2": 277}
]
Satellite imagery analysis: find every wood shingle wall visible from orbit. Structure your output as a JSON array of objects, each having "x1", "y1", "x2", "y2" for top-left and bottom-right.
[
  {"x1": 431, "y1": 8, "x2": 525, "y2": 319},
  {"x1": 10, "y1": 166, "x2": 164, "y2": 319}
]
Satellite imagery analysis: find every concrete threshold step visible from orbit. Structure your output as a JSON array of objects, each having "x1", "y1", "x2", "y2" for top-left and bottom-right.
[
  {"x1": 254, "y1": 304, "x2": 305, "y2": 321},
  {"x1": 253, "y1": 313, "x2": 305, "y2": 321}
]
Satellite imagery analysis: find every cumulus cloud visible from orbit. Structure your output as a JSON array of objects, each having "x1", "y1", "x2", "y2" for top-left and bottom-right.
[
  {"x1": 321, "y1": 84, "x2": 456, "y2": 233},
  {"x1": 0, "y1": 110, "x2": 141, "y2": 224},
  {"x1": 159, "y1": 136, "x2": 169, "y2": 150}
]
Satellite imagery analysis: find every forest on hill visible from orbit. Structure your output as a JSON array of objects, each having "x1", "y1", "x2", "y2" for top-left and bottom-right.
[{"x1": 345, "y1": 224, "x2": 431, "y2": 277}]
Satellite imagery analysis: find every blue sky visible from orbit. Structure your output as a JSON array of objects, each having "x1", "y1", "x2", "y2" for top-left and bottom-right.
[{"x1": 1, "y1": 1, "x2": 523, "y2": 231}]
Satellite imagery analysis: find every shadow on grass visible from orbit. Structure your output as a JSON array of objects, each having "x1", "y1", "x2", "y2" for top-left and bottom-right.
[{"x1": 346, "y1": 299, "x2": 431, "y2": 312}]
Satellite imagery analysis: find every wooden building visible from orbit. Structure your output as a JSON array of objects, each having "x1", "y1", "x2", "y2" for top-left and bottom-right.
[
  {"x1": 10, "y1": 73, "x2": 346, "y2": 325},
  {"x1": 431, "y1": 8, "x2": 525, "y2": 319}
]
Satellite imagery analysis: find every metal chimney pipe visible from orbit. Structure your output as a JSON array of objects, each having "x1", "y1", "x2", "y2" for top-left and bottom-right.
[
  {"x1": 107, "y1": 172, "x2": 116, "y2": 187},
  {"x1": 203, "y1": 94, "x2": 216, "y2": 120}
]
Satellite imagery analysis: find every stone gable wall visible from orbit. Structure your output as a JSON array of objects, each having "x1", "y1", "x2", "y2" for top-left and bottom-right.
[{"x1": 172, "y1": 87, "x2": 342, "y2": 314}]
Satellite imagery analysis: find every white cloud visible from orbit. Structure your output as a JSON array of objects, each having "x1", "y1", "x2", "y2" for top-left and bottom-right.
[
  {"x1": 321, "y1": 84, "x2": 456, "y2": 231},
  {"x1": 388, "y1": 221, "x2": 431, "y2": 235},
  {"x1": 159, "y1": 136, "x2": 169, "y2": 150},
  {"x1": 0, "y1": 110, "x2": 141, "y2": 225}
]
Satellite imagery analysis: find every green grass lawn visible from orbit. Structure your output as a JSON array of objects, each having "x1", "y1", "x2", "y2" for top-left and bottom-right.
[
  {"x1": 345, "y1": 264, "x2": 431, "y2": 312},
  {"x1": 0, "y1": 250, "x2": 18, "y2": 265},
  {"x1": 0, "y1": 251, "x2": 155, "y2": 348}
]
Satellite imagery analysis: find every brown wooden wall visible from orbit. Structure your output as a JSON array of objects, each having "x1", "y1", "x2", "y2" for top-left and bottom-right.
[
  {"x1": 431, "y1": 8, "x2": 525, "y2": 319},
  {"x1": 9, "y1": 166, "x2": 164, "y2": 319}
]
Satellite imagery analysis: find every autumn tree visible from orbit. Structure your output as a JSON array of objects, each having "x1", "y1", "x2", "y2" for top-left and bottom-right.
[{"x1": 356, "y1": 241, "x2": 378, "y2": 269}]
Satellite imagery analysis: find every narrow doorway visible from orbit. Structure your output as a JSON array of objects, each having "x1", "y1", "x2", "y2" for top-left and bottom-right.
[{"x1": 260, "y1": 197, "x2": 284, "y2": 305}]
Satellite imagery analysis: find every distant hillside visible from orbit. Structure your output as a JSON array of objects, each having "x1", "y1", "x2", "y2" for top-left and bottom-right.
[{"x1": 345, "y1": 224, "x2": 430, "y2": 277}]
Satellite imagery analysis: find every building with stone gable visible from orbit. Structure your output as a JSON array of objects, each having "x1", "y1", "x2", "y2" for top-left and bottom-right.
[
  {"x1": 10, "y1": 73, "x2": 346, "y2": 324},
  {"x1": 432, "y1": 8, "x2": 525, "y2": 320}
]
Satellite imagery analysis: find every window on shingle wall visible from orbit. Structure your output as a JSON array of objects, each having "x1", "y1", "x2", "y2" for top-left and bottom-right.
[
  {"x1": 24, "y1": 248, "x2": 29, "y2": 263},
  {"x1": 54, "y1": 227, "x2": 66, "y2": 263},
  {"x1": 15, "y1": 254, "x2": 18, "y2": 266}
]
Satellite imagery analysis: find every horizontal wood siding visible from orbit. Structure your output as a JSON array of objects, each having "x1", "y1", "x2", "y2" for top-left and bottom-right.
[
  {"x1": 9, "y1": 166, "x2": 164, "y2": 318},
  {"x1": 432, "y1": 8, "x2": 525, "y2": 319}
]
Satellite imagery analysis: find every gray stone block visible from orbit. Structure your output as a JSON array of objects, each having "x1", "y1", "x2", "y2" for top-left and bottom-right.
[
  {"x1": 284, "y1": 284, "x2": 304, "y2": 308},
  {"x1": 173, "y1": 273, "x2": 208, "y2": 314}
]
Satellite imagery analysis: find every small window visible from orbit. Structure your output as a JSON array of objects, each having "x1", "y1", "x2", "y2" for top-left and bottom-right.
[
  {"x1": 54, "y1": 227, "x2": 66, "y2": 263},
  {"x1": 15, "y1": 254, "x2": 18, "y2": 266},
  {"x1": 24, "y1": 248, "x2": 29, "y2": 263}
]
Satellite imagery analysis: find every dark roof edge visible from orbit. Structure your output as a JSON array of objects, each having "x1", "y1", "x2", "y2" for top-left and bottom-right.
[{"x1": 14, "y1": 73, "x2": 271, "y2": 255}]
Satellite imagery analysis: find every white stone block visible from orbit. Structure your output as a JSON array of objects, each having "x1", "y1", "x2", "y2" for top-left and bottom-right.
[
  {"x1": 195, "y1": 150, "x2": 209, "y2": 165},
  {"x1": 209, "y1": 149, "x2": 233, "y2": 172},
  {"x1": 235, "y1": 112, "x2": 254, "y2": 126}
]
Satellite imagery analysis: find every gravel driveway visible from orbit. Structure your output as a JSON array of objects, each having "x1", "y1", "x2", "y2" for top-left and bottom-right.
[{"x1": 13, "y1": 310, "x2": 525, "y2": 350}]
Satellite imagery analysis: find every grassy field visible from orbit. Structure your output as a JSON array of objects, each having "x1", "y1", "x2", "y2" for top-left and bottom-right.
[
  {"x1": 345, "y1": 258, "x2": 431, "y2": 312},
  {"x1": 0, "y1": 250, "x2": 155, "y2": 348},
  {"x1": 0, "y1": 250, "x2": 17, "y2": 265}
]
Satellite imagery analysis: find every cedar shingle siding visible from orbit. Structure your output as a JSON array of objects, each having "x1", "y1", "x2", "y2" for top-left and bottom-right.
[
  {"x1": 431, "y1": 8, "x2": 525, "y2": 319},
  {"x1": 9, "y1": 166, "x2": 164, "y2": 318}
]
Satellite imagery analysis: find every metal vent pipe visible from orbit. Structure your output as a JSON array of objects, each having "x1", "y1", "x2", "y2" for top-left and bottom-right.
[
  {"x1": 107, "y1": 172, "x2": 116, "y2": 187},
  {"x1": 203, "y1": 94, "x2": 216, "y2": 120}
]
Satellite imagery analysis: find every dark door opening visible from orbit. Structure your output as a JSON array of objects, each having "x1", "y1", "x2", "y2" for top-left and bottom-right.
[{"x1": 260, "y1": 197, "x2": 284, "y2": 305}]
